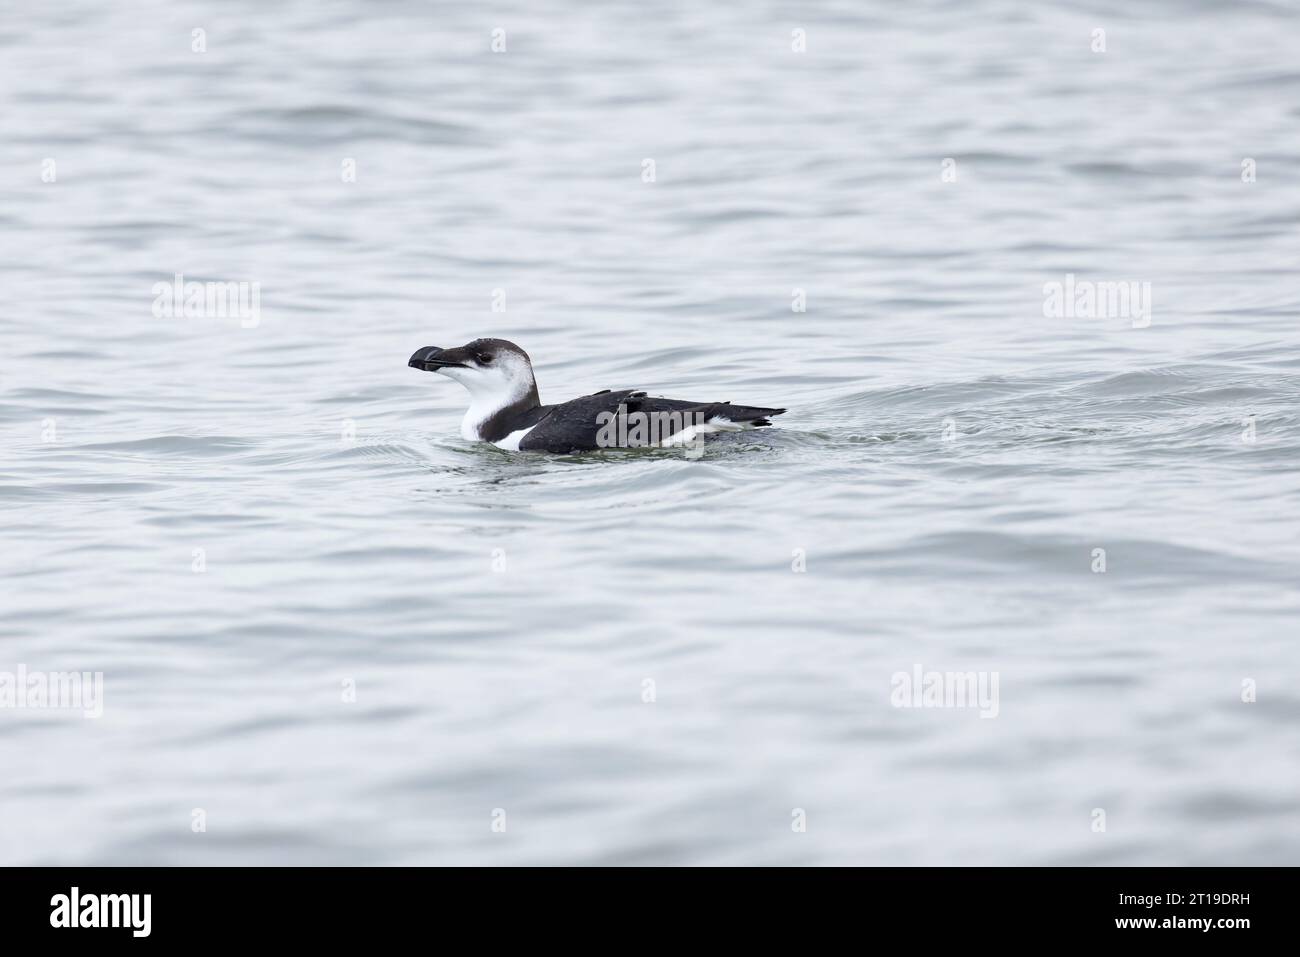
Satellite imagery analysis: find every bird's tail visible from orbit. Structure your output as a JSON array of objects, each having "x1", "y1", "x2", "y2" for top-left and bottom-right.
[{"x1": 696, "y1": 402, "x2": 786, "y2": 428}]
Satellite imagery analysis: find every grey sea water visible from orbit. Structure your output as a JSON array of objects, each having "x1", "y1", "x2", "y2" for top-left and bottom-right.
[{"x1": 2, "y1": 0, "x2": 1299, "y2": 865}]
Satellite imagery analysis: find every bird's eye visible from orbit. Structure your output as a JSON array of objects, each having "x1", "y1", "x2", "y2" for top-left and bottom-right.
[{"x1": 477, "y1": 353, "x2": 493, "y2": 364}]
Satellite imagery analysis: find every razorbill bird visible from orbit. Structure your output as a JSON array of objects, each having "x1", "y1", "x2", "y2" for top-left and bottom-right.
[{"x1": 408, "y1": 338, "x2": 786, "y2": 453}]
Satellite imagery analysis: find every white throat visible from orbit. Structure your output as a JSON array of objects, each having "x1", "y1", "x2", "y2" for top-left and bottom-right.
[
  {"x1": 439, "y1": 361, "x2": 537, "y2": 441},
  {"x1": 460, "y1": 392, "x2": 520, "y2": 440}
]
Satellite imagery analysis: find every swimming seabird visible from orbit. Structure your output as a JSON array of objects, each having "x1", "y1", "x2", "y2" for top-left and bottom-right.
[{"x1": 408, "y1": 338, "x2": 786, "y2": 452}]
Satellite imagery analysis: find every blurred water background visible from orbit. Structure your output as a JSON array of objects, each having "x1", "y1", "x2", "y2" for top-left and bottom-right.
[{"x1": 2, "y1": 0, "x2": 1299, "y2": 864}]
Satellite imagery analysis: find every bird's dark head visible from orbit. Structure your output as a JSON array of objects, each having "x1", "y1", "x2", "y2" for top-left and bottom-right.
[{"x1": 408, "y1": 338, "x2": 538, "y2": 407}]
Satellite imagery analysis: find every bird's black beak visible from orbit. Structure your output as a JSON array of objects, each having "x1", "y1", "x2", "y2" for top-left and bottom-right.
[{"x1": 408, "y1": 346, "x2": 466, "y2": 371}]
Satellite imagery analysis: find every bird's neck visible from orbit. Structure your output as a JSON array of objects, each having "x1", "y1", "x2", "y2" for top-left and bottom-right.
[{"x1": 460, "y1": 376, "x2": 540, "y2": 441}]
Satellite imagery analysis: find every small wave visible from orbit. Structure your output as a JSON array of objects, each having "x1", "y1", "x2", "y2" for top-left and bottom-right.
[
  {"x1": 73, "y1": 435, "x2": 255, "y2": 457},
  {"x1": 224, "y1": 106, "x2": 480, "y2": 146}
]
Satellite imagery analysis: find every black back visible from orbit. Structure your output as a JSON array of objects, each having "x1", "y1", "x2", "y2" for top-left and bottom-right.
[{"x1": 517, "y1": 390, "x2": 785, "y2": 453}]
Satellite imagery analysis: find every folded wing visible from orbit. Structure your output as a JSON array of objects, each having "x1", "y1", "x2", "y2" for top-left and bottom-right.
[{"x1": 519, "y1": 389, "x2": 786, "y2": 453}]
